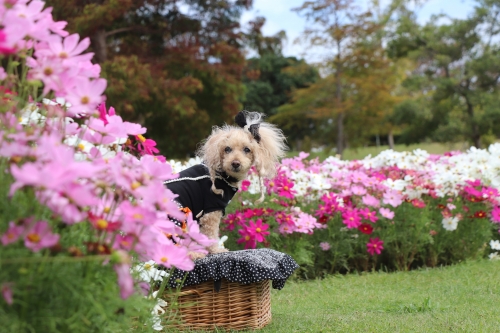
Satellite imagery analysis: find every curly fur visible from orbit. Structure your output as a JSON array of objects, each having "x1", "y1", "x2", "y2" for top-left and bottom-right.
[{"x1": 190, "y1": 112, "x2": 287, "y2": 258}]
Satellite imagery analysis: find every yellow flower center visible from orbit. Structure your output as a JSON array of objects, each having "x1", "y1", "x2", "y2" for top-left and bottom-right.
[
  {"x1": 245, "y1": 236, "x2": 250, "y2": 241},
  {"x1": 160, "y1": 257, "x2": 168, "y2": 263},
  {"x1": 27, "y1": 233, "x2": 40, "y2": 243},
  {"x1": 81, "y1": 96, "x2": 90, "y2": 105},
  {"x1": 7, "y1": 232, "x2": 15, "y2": 239},
  {"x1": 103, "y1": 206, "x2": 111, "y2": 214},
  {"x1": 77, "y1": 143, "x2": 85, "y2": 151},
  {"x1": 144, "y1": 264, "x2": 152, "y2": 270},
  {"x1": 59, "y1": 52, "x2": 68, "y2": 58},
  {"x1": 96, "y1": 219, "x2": 108, "y2": 229},
  {"x1": 131, "y1": 181, "x2": 141, "y2": 190},
  {"x1": 256, "y1": 228, "x2": 261, "y2": 232},
  {"x1": 137, "y1": 134, "x2": 146, "y2": 143},
  {"x1": 284, "y1": 186, "x2": 289, "y2": 191},
  {"x1": 133, "y1": 213, "x2": 143, "y2": 219}
]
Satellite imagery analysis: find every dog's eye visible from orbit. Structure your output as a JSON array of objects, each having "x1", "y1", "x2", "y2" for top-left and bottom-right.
[
  {"x1": 244, "y1": 147, "x2": 251, "y2": 153},
  {"x1": 224, "y1": 146, "x2": 232, "y2": 153}
]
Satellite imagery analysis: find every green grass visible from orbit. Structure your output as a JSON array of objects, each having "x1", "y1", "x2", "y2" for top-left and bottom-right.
[
  {"x1": 288, "y1": 142, "x2": 466, "y2": 161},
  {"x1": 237, "y1": 260, "x2": 500, "y2": 333}
]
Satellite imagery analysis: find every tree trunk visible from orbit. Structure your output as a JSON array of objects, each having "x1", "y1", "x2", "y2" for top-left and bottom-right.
[
  {"x1": 388, "y1": 130, "x2": 395, "y2": 149},
  {"x1": 464, "y1": 95, "x2": 481, "y2": 148},
  {"x1": 335, "y1": 37, "x2": 344, "y2": 157},
  {"x1": 91, "y1": 30, "x2": 108, "y2": 64}
]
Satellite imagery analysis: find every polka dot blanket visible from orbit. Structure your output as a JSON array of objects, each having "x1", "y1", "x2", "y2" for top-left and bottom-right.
[{"x1": 167, "y1": 248, "x2": 299, "y2": 290}]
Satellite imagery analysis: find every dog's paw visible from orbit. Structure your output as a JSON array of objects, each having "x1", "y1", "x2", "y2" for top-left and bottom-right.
[
  {"x1": 189, "y1": 251, "x2": 207, "y2": 260},
  {"x1": 209, "y1": 247, "x2": 229, "y2": 254}
]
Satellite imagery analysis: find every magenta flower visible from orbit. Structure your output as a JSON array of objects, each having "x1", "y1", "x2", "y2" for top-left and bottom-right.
[
  {"x1": 359, "y1": 208, "x2": 378, "y2": 223},
  {"x1": 341, "y1": 209, "x2": 362, "y2": 229},
  {"x1": 136, "y1": 135, "x2": 160, "y2": 155},
  {"x1": 491, "y1": 207, "x2": 500, "y2": 223},
  {"x1": 379, "y1": 207, "x2": 395, "y2": 220},
  {"x1": 1, "y1": 283, "x2": 13, "y2": 305},
  {"x1": 24, "y1": 221, "x2": 59, "y2": 252},
  {"x1": 241, "y1": 180, "x2": 251, "y2": 191},
  {"x1": 277, "y1": 178, "x2": 296, "y2": 199},
  {"x1": 1, "y1": 221, "x2": 24, "y2": 246},
  {"x1": 237, "y1": 228, "x2": 257, "y2": 249},
  {"x1": 246, "y1": 219, "x2": 270, "y2": 243},
  {"x1": 367, "y1": 237, "x2": 384, "y2": 255}
]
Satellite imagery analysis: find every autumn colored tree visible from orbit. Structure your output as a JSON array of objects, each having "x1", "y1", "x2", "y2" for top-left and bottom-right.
[
  {"x1": 273, "y1": 1, "x2": 408, "y2": 155},
  {"x1": 46, "y1": 0, "x2": 252, "y2": 158}
]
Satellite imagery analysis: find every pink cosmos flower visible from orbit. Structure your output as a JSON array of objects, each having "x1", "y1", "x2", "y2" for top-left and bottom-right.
[
  {"x1": 367, "y1": 237, "x2": 384, "y2": 255},
  {"x1": 319, "y1": 242, "x2": 331, "y2": 251},
  {"x1": 491, "y1": 207, "x2": 500, "y2": 223},
  {"x1": 1, "y1": 221, "x2": 24, "y2": 246},
  {"x1": 379, "y1": 207, "x2": 395, "y2": 220},
  {"x1": 136, "y1": 135, "x2": 159, "y2": 155},
  {"x1": 46, "y1": 34, "x2": 92, "y2": 64},
  {"x1": 341, "y1": 209, "x2": 362, "y2": 229},
  {"x1": 151, "y1": 243, "x2": 194, "y2": 271},
  {"x1": 65, "y1": 77, "x2": 107, "y2": 116},
  {"x1": 359, "y1": 208, "x2": 378, "y2": 223},
  {"x1": 411, "y1": 199, "x2": 426, "y2": 208},
  {"x1": 351, "y1": 185, "x2": 367, "y2": 196},
  {"x1": 237, "y1": 228, "x2": 257, "y2": 249},
  {"x1": 362, "y1": 194, "x2": 380, "y2": 208},
  {"x1": 246, "y1": 219, "x2": 270, "y2": 243},
  {"x1": 241, "y1": 180, "x2": 251, "y2": 191},
  {"x1": 1, "y1": 283, "x2": 13, "y2": 305},
  {"x1": 383, "y1": 190, "x2": 403, "y2": 207},
  {"x1": 114, "y1": 262, "x2": 134, "y2": 299},
  {"x1": 277, "y1": 178, "x2": 296, "y2": 199},
  {"x1": 24, "y1": 221, "x2": 60, "y2": 252}
]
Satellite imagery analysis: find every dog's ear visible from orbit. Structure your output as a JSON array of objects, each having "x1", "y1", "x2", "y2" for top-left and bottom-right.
[
  {"x1": 196, "y1": 126, "x2": 227, "y2": 172},
  {"x1": 253, "y1": 122, "x2": 287, "y2": 179},
  {"x1": 234, "y1": 111, "x2": 247, "y2": 128}
]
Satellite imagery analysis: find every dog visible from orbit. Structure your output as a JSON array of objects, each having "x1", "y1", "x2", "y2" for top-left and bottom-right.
[{"x1": 164, "y1": 111, "x2": 287, "y2": 259}]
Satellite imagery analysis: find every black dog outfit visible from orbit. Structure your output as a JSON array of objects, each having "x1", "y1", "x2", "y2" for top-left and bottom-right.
[{"x1": 164, "y1": 164, "x2": 238, "y2": 226}]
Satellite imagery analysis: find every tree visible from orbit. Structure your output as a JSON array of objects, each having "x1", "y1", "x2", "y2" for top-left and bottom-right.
[
  {"x1": 46, "y1": 0, "x2": 252, "y2": 158},
  {"x1": 274, "y1": 0, "x2": 416, "y2": 155},
  {"x1": 388, "y1": 0, "x2": 500, "y2": 148}
]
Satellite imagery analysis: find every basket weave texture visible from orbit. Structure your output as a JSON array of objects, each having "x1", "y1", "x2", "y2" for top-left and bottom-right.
[{"x1": 165, "y1": 278, "x2": 272, "y2": 331}]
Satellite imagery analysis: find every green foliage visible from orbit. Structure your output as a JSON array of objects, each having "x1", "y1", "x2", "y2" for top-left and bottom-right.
[{"x1": 0, "y1": 163, "x2": 156, "y2": 333}]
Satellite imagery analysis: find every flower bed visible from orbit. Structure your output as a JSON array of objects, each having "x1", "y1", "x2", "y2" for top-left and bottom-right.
[{"x1": 180, "y1": 148, "x2": 500, "y2": 276}]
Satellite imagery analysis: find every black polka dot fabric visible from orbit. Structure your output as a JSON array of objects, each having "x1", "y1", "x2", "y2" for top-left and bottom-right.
[{"x1": 167, "y1": 248, "x2": 299, "y2": 290}]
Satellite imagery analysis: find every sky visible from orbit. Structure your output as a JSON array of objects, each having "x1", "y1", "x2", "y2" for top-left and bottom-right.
[{"x1": 240, "y1": 0, "x2": 476, "y2": 62}]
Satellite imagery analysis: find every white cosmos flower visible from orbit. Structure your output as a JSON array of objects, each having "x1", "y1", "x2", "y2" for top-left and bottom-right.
[
  {"x1": 442, "y1": 217, "x2": 459, "y2": 231},
  {"x1": 489, "y1": 252, "x2": 500, "y2": 260},
  {"x1": 134, "y1": 260, "x2": 168, "y2": 283},
  {"x1": 490, "y1": 240, "x2": 500, "y2": 251}
]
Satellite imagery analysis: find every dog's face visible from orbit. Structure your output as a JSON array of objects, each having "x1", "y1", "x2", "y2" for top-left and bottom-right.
[{"x1": 220, "y1": 130, "x2": 257, "y2": 180}]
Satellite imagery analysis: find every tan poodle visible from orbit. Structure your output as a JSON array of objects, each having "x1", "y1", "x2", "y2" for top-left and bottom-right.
[{"x1": 164, "y1": 111, "x2": 287, "y2": 259}]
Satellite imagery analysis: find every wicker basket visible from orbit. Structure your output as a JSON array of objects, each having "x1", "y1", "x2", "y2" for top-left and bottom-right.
[{"x1": 165, "y1": 278, "x2": 272, "y2": 331}]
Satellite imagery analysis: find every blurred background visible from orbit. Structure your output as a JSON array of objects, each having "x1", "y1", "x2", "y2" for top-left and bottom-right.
[{"x1": 47, "y1": 0, "x2": 500, "y2": 160}]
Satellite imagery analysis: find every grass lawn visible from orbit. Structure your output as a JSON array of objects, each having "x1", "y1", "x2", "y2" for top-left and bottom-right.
[
  {"x1": 287, "y1": 142, "x2": 466, "y2": 161},
  {"x1": 234, "y1": 260, "x2": 500, "y2": 333}
]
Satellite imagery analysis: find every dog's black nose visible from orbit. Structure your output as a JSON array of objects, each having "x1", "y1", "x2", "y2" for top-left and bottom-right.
[{"x1": 231, "y1": 161, "x2": 241, "y2": 169}]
